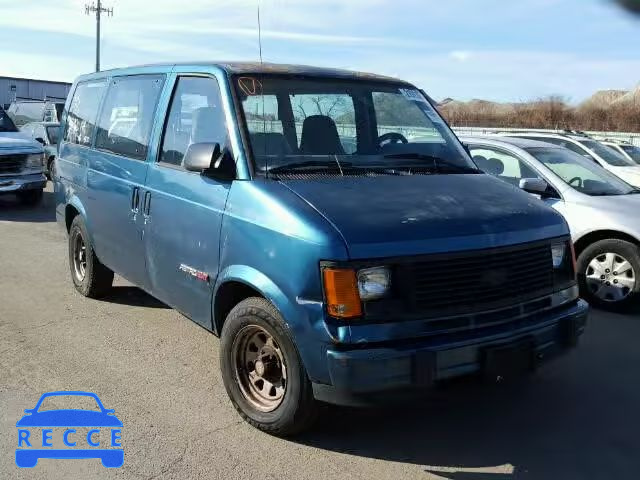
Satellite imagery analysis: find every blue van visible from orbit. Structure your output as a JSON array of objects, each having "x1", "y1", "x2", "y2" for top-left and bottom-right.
[{"x1": 55, "y1": 62, "x2": 588, "y2": 435}]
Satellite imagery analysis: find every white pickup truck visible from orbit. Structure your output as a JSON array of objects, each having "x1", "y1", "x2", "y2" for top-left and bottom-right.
[{"x1": 0, "y1": 107, "x2": 46, "y2": 205}]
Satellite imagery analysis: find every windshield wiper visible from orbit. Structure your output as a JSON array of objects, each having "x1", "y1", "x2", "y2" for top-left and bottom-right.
[
  {"x1": 382, "y1": 153, "x2": 481, "y2": 174},
  {"x1": 266, "y1": 160, "x2": 354, "y2": 175}
]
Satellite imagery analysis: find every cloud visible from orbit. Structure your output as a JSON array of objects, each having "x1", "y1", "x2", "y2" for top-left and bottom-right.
[{"x1": 450, "y1": 51, "x2": 472, "y2": 62}]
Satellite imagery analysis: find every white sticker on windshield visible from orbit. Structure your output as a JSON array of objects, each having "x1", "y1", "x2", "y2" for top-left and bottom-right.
[
  {"x1": 399, "y1": 88, "x2": 428, "y2": 104},
  {"x1": 399, "y1": 88, "x2": 443, "y2": 123}
]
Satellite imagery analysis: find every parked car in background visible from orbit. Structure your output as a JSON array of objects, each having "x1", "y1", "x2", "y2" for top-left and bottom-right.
[
  {"x1": 56, "y1": 62, "x2": 587, "y2": 435},
  {"x1": 464, "y1": 135, "x2": 640, "y2": 310},
  {"x1": 602, "y1": 140, "x2": 640, "y2": 165},
  {"x1": 0, "y1": 107, "x2": 46, "y2": 205},
  {"x1": 20, "y1": 122, "x2": 60, "y2": 179},
  {"x1": 502, "y1": 132, "x2": 640, "y2": 187},
  {"x1": 6, "y1": 100, "x2": 64, "y2": 127}
]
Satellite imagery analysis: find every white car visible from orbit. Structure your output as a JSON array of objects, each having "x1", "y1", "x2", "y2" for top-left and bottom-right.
[
  {"x1": 601, "y1": 140, "x2": 640, "y2": 165},
  {"x1": 463, "y1": 135, "x2": 640, "y2": 310},
  {"x1": 502, "y1": 132, "x2": 640, "y2": 187}
]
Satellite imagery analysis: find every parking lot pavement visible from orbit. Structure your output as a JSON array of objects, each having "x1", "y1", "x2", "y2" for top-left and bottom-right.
[{"x1": 1, "y1": 185, "x2": 639, "y2": 480}]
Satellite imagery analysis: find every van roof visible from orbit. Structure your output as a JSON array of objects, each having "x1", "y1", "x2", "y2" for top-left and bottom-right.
[{"x1": 76, "y1": 61, "x2": 410, "y2": 85}]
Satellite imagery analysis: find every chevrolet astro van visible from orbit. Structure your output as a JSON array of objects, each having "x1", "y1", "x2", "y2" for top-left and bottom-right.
[{"x1": 55, "y1": 62, "x2": 588, "y2": 435}]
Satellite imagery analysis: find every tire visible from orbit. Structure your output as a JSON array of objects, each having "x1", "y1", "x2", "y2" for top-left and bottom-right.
[
  {"x1": 220, "y1": 297, "x2": 318, "y2": 436},
  {"x1": 577, "y1": 238, "x2": 640, "y2": 311},
  {"x1": 17, "y1": 189, "x2": 43, "y2": 206},
  {"x1": 48, "y1": 157, "x2": 56, "y2": 180},
  {"x1": 68, "y1": 216, "x2": 114, "y2": 298}
]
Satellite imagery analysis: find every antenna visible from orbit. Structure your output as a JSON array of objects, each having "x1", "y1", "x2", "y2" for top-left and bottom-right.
[
  {"x1": 257, "y1": 1, "x2": 263, "y2": 65},
  {"x1": 85, "y1": 0, "x2": 114, "y2": 72}
]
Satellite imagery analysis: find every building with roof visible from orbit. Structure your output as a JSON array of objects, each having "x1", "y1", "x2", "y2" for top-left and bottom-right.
[{"x1": 1, "y1": 76, "x2": 71, "y2": 109}]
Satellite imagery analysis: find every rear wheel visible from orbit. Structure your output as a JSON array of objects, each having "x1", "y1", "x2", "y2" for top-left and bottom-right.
[
  {"x1": 577, "y1": 239, "x2": 640, "y2": 311},
  {"x1": 220, "y1": 297, "x2": 318, "y2": 436},
  {"x1": 17, "y1": 189, "x2": 43, "y2": 206},
  {"x1": 68, "y1": 216, "x2": 114, "y2": 298}
]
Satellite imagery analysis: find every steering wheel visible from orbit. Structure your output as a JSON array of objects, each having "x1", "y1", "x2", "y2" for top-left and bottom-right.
[
  {"x1": 568, "y1": 176, "x2": 583, "y2": 188},
  {"x1": 378, "y1": 132, "x2": 408, "y2": 147}
]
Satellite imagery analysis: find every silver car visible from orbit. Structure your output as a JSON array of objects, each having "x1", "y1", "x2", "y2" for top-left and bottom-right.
[{"x1": 462, "y1": 135, "x2": 640, "y2": 310}]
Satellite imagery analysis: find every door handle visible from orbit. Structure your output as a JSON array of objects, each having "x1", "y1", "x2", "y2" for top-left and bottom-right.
[
  {"x1": 143, "y1": 191, "x2": 151, "y2": 216},
  {"x1": 131, "y1": 186, "x2": 140, "y2": 212}
]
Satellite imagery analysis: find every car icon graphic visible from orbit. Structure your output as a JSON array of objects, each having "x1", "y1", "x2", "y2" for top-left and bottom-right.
[{"x1": 16, "y1": 391, "x2": 123, "y2": 468}]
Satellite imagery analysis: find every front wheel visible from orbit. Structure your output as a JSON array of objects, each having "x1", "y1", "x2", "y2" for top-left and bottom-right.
[
  {"x1": 220, "y1": 297, "x2": 318, "y2": 436},
  {"x1": 577, "y1": 239, "x2": 640, "y2": 311},
  {"x1": 48, "y1": 157, "x2": 56, "y2": 180}
]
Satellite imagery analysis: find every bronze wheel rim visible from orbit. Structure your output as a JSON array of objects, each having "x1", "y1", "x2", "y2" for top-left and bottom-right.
[{"x1": 232, "y1": 325, "x2": 287, "y2": 412}]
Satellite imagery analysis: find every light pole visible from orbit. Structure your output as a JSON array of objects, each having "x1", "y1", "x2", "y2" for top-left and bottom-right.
[{"x1": 85, "y1": 1, "x2": 113, "y2": 72}]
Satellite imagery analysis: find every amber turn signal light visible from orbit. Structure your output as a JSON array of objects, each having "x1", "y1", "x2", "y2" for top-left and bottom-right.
[{"x1": 322, "y1": 268, "x2": 362, "y2": 319}]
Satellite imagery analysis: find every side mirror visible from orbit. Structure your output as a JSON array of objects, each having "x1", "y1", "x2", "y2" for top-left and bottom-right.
[
  {"x1": 183, "y1": 142, "x2": 236, "y2": 180},
  {"x1": 183, "y1": 142, "x2": 221, "y2": 172},
  {"x1": 35, "y1": 137, "x2": 46, "y2": 145},
  {"x1": 519, "y1": 177, "x2": 549, "y2": 196}
]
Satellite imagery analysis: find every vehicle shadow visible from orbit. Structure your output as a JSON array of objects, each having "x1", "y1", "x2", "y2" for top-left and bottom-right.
[
  {"x1": 0, "y1": 189, "x2": 56, "y2": 223},
  {"x1": 294, "y1": 334, "x2": 639, "y2": 480},
  {"x1": 99, "y1": 286, "x2": 170, "y2": 309}
]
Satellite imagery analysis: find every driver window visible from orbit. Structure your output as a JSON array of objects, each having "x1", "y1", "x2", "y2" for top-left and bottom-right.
[
  {"x1": 470, "y1": 147, "x2": 540, "y2": 187},
  {"x1": 159, "y1": 76, "x2": 228, "y2": 168}
]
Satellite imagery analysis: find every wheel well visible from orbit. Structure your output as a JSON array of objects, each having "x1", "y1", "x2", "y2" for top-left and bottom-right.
[
  {"x1": 574, "y1": 230, "x2": 640, "y2": 257},
  {"x1": 213, "y1": 281, "x2": 263, "y2": 335},
  {"x1": 65, "y1": 205, "x2": 79, "y2": 233}
]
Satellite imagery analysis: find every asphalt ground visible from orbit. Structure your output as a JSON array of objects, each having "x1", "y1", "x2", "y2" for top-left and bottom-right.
[{"x1": 1, "y1": 184, "x2": 639, "y2": 479}]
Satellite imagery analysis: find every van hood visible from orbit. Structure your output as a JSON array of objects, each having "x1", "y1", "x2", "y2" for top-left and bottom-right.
[
  {"x1": 0, "y1": 132, "x2": 43, "y2": 153},
  {"x1": 281, "y1": 174, "x2": 567, "y2": 259}
]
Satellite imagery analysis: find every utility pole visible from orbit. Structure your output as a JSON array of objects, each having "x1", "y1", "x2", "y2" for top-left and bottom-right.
[{"x1": 85, "y1": 1, "x2": 113, "y2": 72}]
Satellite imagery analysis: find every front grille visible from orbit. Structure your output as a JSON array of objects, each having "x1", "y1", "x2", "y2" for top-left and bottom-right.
[
  {"x1": 406, "y1": 242, "x2": 554, "y2": 317},
  {"x1": 0, "y1": 154, "x2": 27, "y2": 174}
]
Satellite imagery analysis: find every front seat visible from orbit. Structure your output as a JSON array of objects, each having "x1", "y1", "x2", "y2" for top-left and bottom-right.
[
  {"x1": 299, "y1": 115, "x2": 345, "y2": 155},
  {"x1": 485, "y1": 157, "x2": 505, "y2": 176},
  {"x1": 190, "y1": 107, "x2": 220, "y2": 144}
]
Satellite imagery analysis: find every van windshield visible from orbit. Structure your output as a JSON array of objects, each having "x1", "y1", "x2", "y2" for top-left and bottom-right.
[{"x1": 234, "y1": 75, "x2": 478, "y2": 177}]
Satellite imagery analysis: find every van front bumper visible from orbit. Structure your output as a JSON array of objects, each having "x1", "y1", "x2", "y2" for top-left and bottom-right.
[
  {"x1": 0, "y1": 174, "x2": 46, "y2": 194},
  {"x1": 312, "y1": 299, "x2": 588, "y2": 406}
]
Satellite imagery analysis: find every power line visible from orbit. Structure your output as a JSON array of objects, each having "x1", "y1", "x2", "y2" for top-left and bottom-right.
[{"x1": 85, "y1": 1, "x2": 114, "y2": 72}]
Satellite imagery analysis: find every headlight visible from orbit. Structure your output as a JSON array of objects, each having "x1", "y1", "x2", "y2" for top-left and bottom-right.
[
  {"x1": 357, "y1": 266, "x2": 391, "y2": 301},
  {"x1": 551, "y1": 242, "x2": 566, "y2": 268},
  {"x1": 26, "y1": 153, "x2": 45, "y2": 169},
  {"x1": 552, "y1": 240, "x2": 577, "y2": 289}
]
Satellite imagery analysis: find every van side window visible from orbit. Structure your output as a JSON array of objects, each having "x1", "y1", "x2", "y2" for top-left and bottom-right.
[
  {"x1": 64, "y1": 81, "x2": 107, "y2": 146},
  {"x1": 159, "y1": 76, "x2": 228, "y2": 167},
  {"x1": 95, "y1": 75, "x2": 165, "y2": 160}
]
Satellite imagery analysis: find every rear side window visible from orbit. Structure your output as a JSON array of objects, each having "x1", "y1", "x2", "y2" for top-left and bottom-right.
[
  {"x1": 64, "y1": 81, "x2": 107, "y2": 146},
  {"x1": 95, "y1": 75, "x2": 165, "y2": 160}
]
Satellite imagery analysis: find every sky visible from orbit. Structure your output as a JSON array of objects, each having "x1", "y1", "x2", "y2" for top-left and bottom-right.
[{"x1": 1, "y1": 0, "x2": 639, "y2": 103}]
